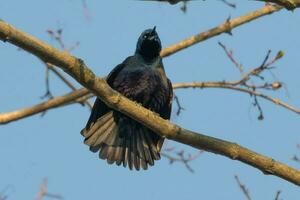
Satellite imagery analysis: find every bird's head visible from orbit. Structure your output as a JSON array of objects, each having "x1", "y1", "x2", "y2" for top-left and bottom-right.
[{"x1": 136, "y1": 26, "x2": 162, "y2": 62}]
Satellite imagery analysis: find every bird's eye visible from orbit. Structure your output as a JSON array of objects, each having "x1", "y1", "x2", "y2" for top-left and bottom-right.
[{"x1": 143, "y1": 35, "x2": 147, "y2": 39}]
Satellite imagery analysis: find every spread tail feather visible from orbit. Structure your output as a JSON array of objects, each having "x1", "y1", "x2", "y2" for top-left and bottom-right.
[{"x1": 81, "y1": 111, "x2": 163, "y2": 170}]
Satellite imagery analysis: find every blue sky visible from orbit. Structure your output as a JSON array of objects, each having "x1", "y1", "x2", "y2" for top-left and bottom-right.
[{"x1": 1, "y1": 1, "x2": 300, "y2": 199}]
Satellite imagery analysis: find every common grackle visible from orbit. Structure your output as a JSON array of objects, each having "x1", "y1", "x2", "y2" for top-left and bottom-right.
[{"x1": 81, "y1": 27, "x2": 173, "y2": 170}]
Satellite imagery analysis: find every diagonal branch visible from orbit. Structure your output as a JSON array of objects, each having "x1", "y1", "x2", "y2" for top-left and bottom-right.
[
  {"x1": 0, "y1": 88, "x2": 89, "y2": 124},
  {"x1": 1, "y1": 19, "x2": 300, "y2": 186},
  {"x1": 160, "y1": 5, "x2": 282, "y2": 57}
]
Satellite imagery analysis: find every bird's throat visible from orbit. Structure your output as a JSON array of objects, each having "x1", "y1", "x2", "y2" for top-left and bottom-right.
[{"x1": 138, "y1": 40, "x2": 161, "y2": 62}]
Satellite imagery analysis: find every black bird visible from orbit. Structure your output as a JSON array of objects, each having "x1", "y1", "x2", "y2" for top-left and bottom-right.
[{"x1": 81, "y1": 27, "x2": 173, "y2": 170}]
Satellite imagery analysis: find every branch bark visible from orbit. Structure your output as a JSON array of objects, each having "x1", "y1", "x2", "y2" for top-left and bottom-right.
[
  {"x1": 256, "y1": 0, "x2": 300, "y2": 10},
  {"x1": 144, "y1": 0, "x2": 300, "y2": 10},
  {"x1": 0, "y1": 88, "x2": 89, "y2": 124},
  {"x1": 1, "y1": 13, "x2": 300, "y2": 186},
  {"x1": 1, "y1": 5, "x2": 291, "y2": 121},
  {"x1": 2, "y1": 80, "x2": 300, "y2": 124},
  {"x1": 160, "y1": 5, "x2": 282, "y2": 57},
  {"x1": 173, "y1": 82, "x2": 300, "y2": 115}
]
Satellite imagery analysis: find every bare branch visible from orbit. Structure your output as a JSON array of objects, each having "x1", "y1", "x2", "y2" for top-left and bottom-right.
[
  {"x1": 218, "y1": 41, "x2": 244, "y2": 74},
  {"x1": 255, "y1": 0, "x2": 300, "y2": 10},
  {"x1": 1, "y1": 20, "x2": 300, "y2": 186},
  {"x1": 160, "y1": 5, "x2": 282, "y2": 57},
  {"x1": 1, "y1": 5, "x2": 292, "y2": 123},
  {"x1": 217, "y1": 42, "x2": 288, "y2": 119},
  {"x1": 2, "y1": 78, "x2": 298, "y2": 124},
  {"x1": 173, "y1": 82, "x2": 300, "y2": 115},
  {"x1": 0, "y1": 88, "x2": 89, "y2": 124},
  {"x1": 0, "y1": 44, "x2": 290, "y2": 122},
  {"x1": 144, "y1": 0, "x2": 300, "y2": 10}
]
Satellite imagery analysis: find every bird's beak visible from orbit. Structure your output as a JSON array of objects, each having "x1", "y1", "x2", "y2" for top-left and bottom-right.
[{"x1": 151, "y1": 26, "x2": 156, "y2": 35}]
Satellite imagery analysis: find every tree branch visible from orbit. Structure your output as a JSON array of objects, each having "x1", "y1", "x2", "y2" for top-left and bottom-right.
[
  {"x1": 0, "y1": 88, "x2": 89, "y2": 124},
  {"x1": 1, "y1": 19, "x2": 300, "y2": 186},
  {"x1": 2, "y1": 79, "x2": 299, "y2": 124},
  {"x1": 173, "y1": 82, "x2": 300, "y2": 115},
  {"x1": 160, "y1": 5, "x2": 282, "y2": 57},
  {"x1": 0, "y1": 5, "x2": 292, "y2": 122},
  {"x1": 256, "y1": 0, "x2": 300, "y2": 10},
  {"x1": 44, "y1": 61, "x2": 92, "y2": 109},
  {"x1": 143, "y1": 0, "x2": 300, "y2": 10}
]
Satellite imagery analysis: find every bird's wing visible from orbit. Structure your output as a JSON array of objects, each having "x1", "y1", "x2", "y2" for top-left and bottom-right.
[
  {"x1": 106, "y1": 60, "x2": 128, "y2": 86},
  {"x1": 159, "y1": 78, "x2": 173, "y2": 120},
  {"x1": 154, "y1": 78, "x2": 173, "y2": 151},
  {"x1": 82, "y1": 60, "x2": 127, "y2": 130}
]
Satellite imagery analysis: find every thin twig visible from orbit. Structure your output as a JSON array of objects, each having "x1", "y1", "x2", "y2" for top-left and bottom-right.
[
  {"x1": 44, "y1": 29, "x2": 92, "y2": 109},
  {"x1": 41, "y1": 66, "x2": 53, "y2": 100},
  {"x1": 219, "y1": 0, "x2": 237, "y2": 8},
  {"x1": 44, "y1": 61, "x2": 92, "y2": 109},
  {"x1": 161, "y1": 148, "x2": 203, "y2": 173},
  {"x1": 218, "y1": 42, "x2": 285, "y2": 119},
  {"x1": 274, "y1": 190, "x2": 281, "y2": 200},
  {"x1": 235, "y1": 175, "x2": 252, "y2": 200},
  {"x1": 218, "y1": 41, "x2": 244, "y2": 74},
  {"x1": 173, "y1": 94, "x2": 185, "y2": 116}
]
